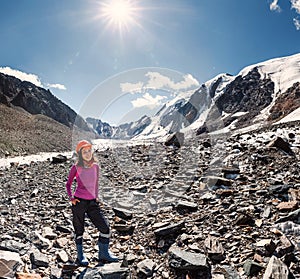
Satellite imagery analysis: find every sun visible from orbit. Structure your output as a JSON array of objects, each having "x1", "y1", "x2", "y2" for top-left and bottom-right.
[{"x1": 100, "y1": 0, "x2": 139, "y2": 33}]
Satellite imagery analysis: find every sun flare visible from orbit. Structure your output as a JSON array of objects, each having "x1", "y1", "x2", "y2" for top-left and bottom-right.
[{"x1": 100, "y1": 0, "x2": 139, "y2": 33}]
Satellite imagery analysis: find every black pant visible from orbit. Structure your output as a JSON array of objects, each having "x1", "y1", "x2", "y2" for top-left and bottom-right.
[{"x1": 72, "y1": 198, "x2": 110, "y2": 244}]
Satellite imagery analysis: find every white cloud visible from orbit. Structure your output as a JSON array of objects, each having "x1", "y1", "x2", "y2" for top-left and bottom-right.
[
  {"x1": 270, "y1": 0, "x2": 300, "y2": 30},
  {"x1": 270, "y1": 0, "x2": 281, "y2": 12},
  {"x1": 120, "y1": 81, "x2": 144, "y2": 93},
  {"x1": 291, "y1": 0, "x2": 300, "y2": 13},
  {"x1": 46, "y1": 83, "x2": 67, "y2": 90},
  {"x1": 131, "y1": 92, "x2": 167, "y2": 109},
  {"x1": 291, "y1": 0, "x2": 300, "y2": 30},
  {"x1": 0, "y1": 66, "x2": 43, "y2": 87},
  {"x1": 120, "y1": 72, "x2": 200, "y2": 94},
  {"x1": 293, "y1": 17, "x2": 300, "y2": 29},
  {"x1": 145, "y1": 72, "x2": 200, "y2": 91},
  {"x1": 0, "y1": 66, "x2": 67, "y2": 90}
]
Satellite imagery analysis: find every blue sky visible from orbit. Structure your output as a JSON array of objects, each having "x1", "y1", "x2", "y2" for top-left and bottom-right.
[{"x1": 0, "y1": 0, "x2": 300, "y2": 125}]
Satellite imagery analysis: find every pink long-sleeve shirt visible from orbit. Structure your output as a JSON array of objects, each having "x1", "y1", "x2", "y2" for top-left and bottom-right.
[{"x1": 66, "y1": 164, "x2": 99, "y2": 200}]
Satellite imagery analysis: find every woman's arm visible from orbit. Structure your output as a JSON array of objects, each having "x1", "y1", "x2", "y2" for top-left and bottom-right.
[
  {"x1": 95, "y1": 164, "x2": 100, "y2": 200},
  {"x1": 66, "y1": 165, "x2": 77, "y2": 200}
]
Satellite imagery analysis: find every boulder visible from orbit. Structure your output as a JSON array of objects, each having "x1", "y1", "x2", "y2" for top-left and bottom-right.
[
  {"x1": 51, "y1": 154, "x2": 68, "y2": 164},
  {"x1": 204, "y1": 236, "x2": 225, "y2": 262},
  {"x1": 154, "y1": 222, "x2": 185, "y2": 237},
  {"x1": 168, "y1": 246, "x2": 211, "y2": 274},
  {"x1": 112, "y1": 208, "x2": 133, "y2": 220},
  {"x1": 243, "y1": 260, "x2": 264, "y2": 276},
  {"x1": 137, "y1": 259, "x2": 156, "y2": 277},
  {"x1": 263, "y1": 255, "x2": 294, "y2": 279},
  {"x1": 165, "y1": 132, "x2": 184, "y2": 148},
  {"x1": 267, "y1": 137, "x2": 294, "y2": 155},
  {"x1": 0, "y1": 250, "x2": 23, "y2": 279}
]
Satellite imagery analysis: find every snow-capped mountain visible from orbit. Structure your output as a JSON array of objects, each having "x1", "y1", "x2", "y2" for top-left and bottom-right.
[
  {"x1": 84, "y1": 53, "x2": 300, "y2": 141},
  {"x1": 86, "y1": 115, "x2": 151, "y2": 139},
  {"x1": 134, "y1": 53, "x2": 300, "y2": 140}
]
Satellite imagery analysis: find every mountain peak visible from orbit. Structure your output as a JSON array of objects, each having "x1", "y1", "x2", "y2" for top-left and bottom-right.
[{"x1": 85, "y1": 53, "x2": 300, "y2": 141}]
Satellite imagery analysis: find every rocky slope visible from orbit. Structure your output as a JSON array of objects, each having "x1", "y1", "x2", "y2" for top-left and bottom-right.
[
  {"x1": 1, "y1": 121, "x2": 300, "y2": 278},
  {"x1": 0, "y1": 104, "x2": 72, "y2": 157},
  {"x1": 0, "y1": 104, "x2": 95, "y2": 158}
]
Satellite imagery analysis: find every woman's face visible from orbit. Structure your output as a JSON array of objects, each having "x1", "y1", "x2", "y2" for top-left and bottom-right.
[{"x1": 81, "y1": 147, "x2": 93, "y2": 162}]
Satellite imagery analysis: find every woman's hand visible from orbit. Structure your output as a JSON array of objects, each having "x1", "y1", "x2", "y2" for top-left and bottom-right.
[
  {"x1": 95, "y1": 198, "x2": 102, "y2": 206},
  {"x1": 71, "y1": 198, "x2": 80, "y2": 205}
]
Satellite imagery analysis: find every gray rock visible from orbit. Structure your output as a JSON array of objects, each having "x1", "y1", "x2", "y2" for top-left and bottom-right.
[
  {"x1": 129, "y1": 185, "x2": 148, "y2": 193},
  {"x1": 276, "y1": 235, "x2": 294, "y2": 258},
  {"x1": 275, "y1": 208, "x2": 300, "y2": 224},
  {"x1": 212, "y1": 265, "x2": 241, "y2": 279},
  {"x1": 78, "y1": 268, "x2": 103, "y2": 279},
  {"x1": 42, "y1": 226, "x2": 57, "y2": 240},
  {"x1": 92, "y1": 263, "x2": 129, "y2": 279},
  {"x1": 255, "y1": 239, "x2": 276, "y2": 257},
  {"x1": 176, "y1": 200, "x2": 198, "y2": 212},
  {"x1": 267, "y1": 137, "x2": 294, "y2": 155},
  {"x1": 235, "y1": 213, "x2": 255, "y2": 226},
  {"x1": 112, "y1": 208, "x2": 133, "y2": 220},
  {"x1": 30, "y1": 250, "x2": 49, "y2": 268},
  {"x1": 113, "y1": 224, "x2": 135, "y2": 233},
  {"x1": 204, "y1": 235, "x2": 225, "y2": 262},
  {"x1": 55, "y1": 225, "x2": 72, "y2": 234},
  {"x1": 137, "y1": 259, "x2": 156, "y2": 277},
  {"x1": 243, "y1": 260, "x2": 264, "y2": 276},
  {"x1": 274, "y1": 221, "x2": 300, "y2": 234},
  {"x1": 30, "y1": 188, "x2": 39, "y2": 198},
  {"x1": 51, "y1": 154, "x2": 68, "y2": 164},
  {"x1": 154, "y1": 221, "x2": 185, "y2": 237},
  {"x1": 205, "y1": 176, "x2": 232, "y2": 188},
  {"x1": 168, "y1": 246, "x2": 210, "y2": 273},
  {"x1": 263, "y1": 255, "x2": 294, "y2": 279},
  {"x1": 0, "y1": 250, "x2": 23, "y2": 279},
  {"x1": 50, "y1": 267, "x2": 62, "y2": 279},
  {"x1": 57, "y1": 250, "x2": 69, "y2": 263},
  {"x1": 0, "y1": 240, "x2": 30, "y2": 256},
  {"x1": 165, "y1": 132, "x2": 184, "y2": 148},
  {"x1": 30, "y1": 231, "x2": 51, "y2": 250},
  {"x1": 262, "y1": 205, "x2": 272, "y2": 218}
]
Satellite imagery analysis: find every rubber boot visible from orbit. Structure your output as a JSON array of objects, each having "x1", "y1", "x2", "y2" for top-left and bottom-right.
[
  {"x1": 98, "y1": 242, "x2": 119, "y2": 262},
  {"x1": 76, "y1": 244, "x2": 89, "y2": 266}
]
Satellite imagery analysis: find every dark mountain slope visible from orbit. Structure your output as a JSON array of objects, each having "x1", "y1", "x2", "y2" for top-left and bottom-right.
[
  {"x1": 0, "y1": 73, "x2": 96, "y2": 157},
  {"x1": 0, "y1": 73, "x2": 90, "y2": 131}
]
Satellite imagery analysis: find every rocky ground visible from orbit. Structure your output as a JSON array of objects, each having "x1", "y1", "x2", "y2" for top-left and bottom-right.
[{"x1": 1, "y1": 122, "x2": 300, "y2": 279}]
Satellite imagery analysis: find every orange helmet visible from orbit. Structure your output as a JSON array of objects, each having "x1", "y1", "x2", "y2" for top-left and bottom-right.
[{"x1": 76, "y1": 140, "x2": 92, "y2": 154}]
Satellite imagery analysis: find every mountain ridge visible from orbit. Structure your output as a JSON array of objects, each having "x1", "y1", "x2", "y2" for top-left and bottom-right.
[
  {"x1": 0, "y1": 73, "x2": 95, "y2": 157},
  {"x1": 135, "y1": 53, "x2": 300, "y2": 139},
  {"x1": 0, "y1": 72, "x2": 90, "y2": 130},
  {"x1": 87, "y1": 53, "x2": 300, "y2": 140}
]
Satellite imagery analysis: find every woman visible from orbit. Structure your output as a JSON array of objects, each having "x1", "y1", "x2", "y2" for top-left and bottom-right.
[{"x1": 66, "y1": 140, "x2": 118, "y2": 266}]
